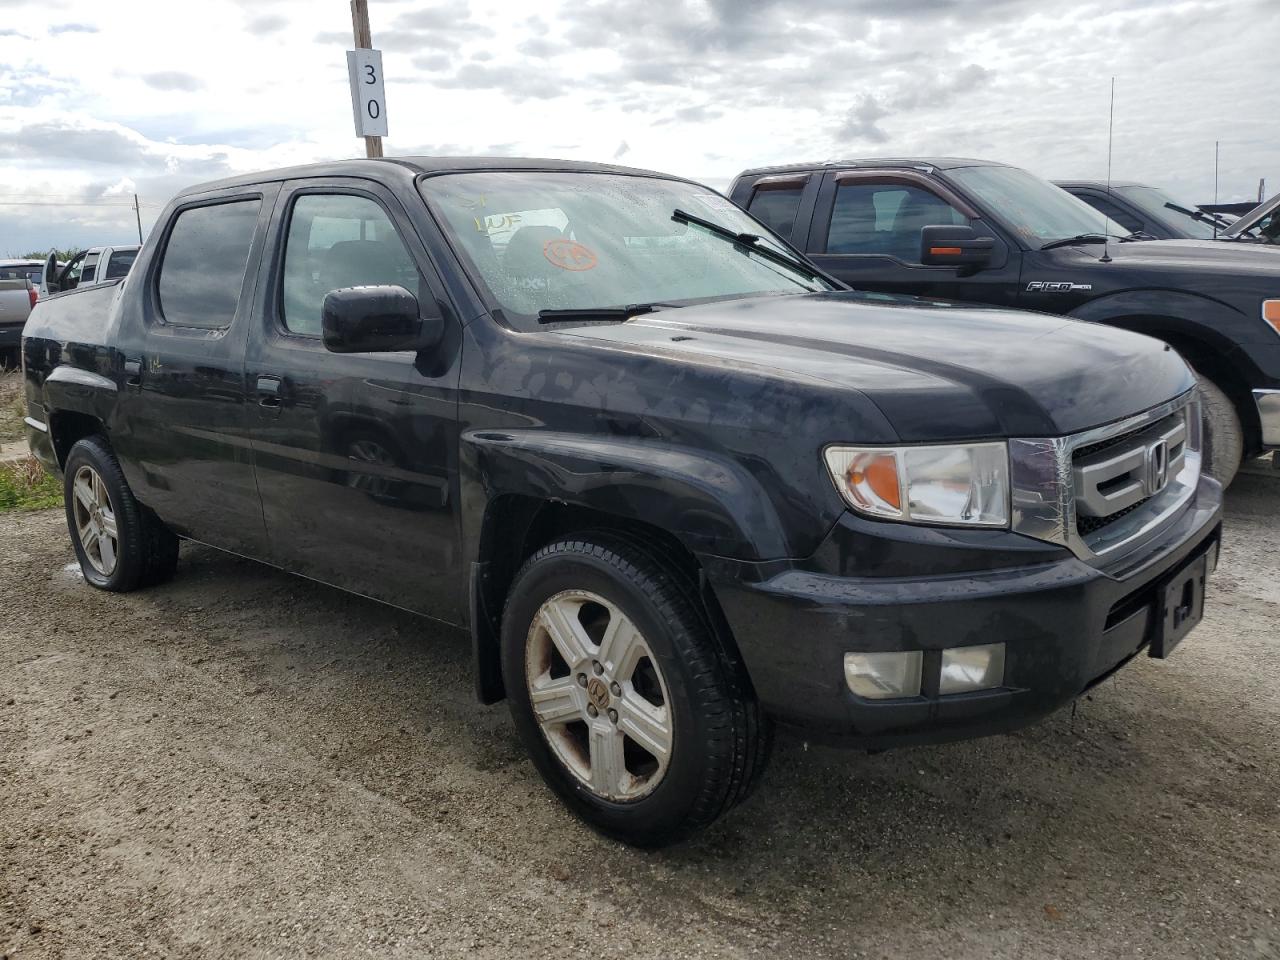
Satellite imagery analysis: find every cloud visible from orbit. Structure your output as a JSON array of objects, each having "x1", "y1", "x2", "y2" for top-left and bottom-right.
[
  {"x1": 49, "y1": 24, "x2": 98, "y2": 35},
  {"x1": 654, "y1": 104, "x2": 724, "y2": 126},
  {"x1": 0, "y1": 120, "x2": 162, "y2": 167},
  {"x1": 246, "y1": 13, "x2": 288, "y2": 34},
  {"x1": 836, "y1": 94, "x2": 890, "y2": 145},
  {"x1": 613, "y1": 140, "x2": 630, "y2": 159},
  {"x1": 141, "y1": 71, "x2": 203, "y2": 92}
]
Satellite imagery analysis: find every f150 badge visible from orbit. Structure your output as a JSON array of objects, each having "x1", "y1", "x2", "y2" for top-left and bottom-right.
[{"x1": 1026, "y1": 281, "x2": 1093, "y2": 293}]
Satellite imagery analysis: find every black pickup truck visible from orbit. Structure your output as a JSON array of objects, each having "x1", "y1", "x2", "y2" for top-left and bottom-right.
[
  {"x1": 729, "y1": 158, "x2": 1280, "y2": 484},
  {"x1": 23, "y1": 157, "x2": 1221, "y2": 845}
]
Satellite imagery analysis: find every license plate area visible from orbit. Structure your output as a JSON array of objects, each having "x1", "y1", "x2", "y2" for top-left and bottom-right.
[{"x1": 1149, "y1": 551, "x2": 1209, "y2": 659}]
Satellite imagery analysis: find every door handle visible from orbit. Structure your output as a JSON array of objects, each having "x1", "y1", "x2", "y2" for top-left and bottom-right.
[
  {"x1": 124, "y1": 358, "x2": 142, "y2": 387},
  {"x1": 256, "y1": 375, "x2": 286, "y2": 417},
  {"x1": 256, "y1": 375, "x2": 284, "y2": 404}
]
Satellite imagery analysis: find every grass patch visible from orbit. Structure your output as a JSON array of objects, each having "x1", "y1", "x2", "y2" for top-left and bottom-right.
[
  {"x1": 0, "y1": 368, "x2": 23, "y2": 444},
  {"x1": 0, "y1": 454, "x2": 62, "y2": 511}
]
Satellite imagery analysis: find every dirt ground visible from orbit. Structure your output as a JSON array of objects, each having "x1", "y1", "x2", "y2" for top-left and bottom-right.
[{"x1": 2, "y1": 475, "x2": 1278, "y2": 960}]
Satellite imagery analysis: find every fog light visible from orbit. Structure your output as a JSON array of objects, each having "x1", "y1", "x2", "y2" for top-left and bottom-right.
[
  {"x1": 940, "y1": 643, "x2": 1006, "y2": 695},
  {"x1": 844, "y1": 651, "x2": 923, "y2": 699}
]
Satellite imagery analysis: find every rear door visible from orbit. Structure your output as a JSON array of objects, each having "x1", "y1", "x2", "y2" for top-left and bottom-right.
[
  {"x1": 803, "y1": 171, "x2": 1022, "y2": 307},
  {"x1": 111, "y1": 187, "x2": 278, "y2": 558},
  {"x1": 243, "y1": 177, "x2": 465, "y2": 621},
  {"x1": 739, "y1": 173, "x2": 818, "y2": 247}
]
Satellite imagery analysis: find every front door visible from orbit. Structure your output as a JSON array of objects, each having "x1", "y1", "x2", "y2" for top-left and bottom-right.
[
  {"x1": 804, "y1": 172, "x2": 1021, "y2": 307},
  {"x1": 243, "y1": 179, "x2": 465, "y2": 622}
]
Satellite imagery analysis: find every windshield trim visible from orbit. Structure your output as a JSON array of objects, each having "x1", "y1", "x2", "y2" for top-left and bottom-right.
[{"x1": 415, "y1": 169, "x2": 835, "y2": 332}]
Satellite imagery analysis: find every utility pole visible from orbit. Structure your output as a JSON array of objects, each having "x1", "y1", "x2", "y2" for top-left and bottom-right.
[
  {"x1": 350, "y1": 0, "x2": 383, "y2": 158},
  {"x1": 133, "y1": 193, "x2": 143, "y2": 244}
]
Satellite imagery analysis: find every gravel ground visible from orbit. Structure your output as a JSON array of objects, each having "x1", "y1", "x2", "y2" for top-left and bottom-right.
[{"x1": 2, "y1": 475, "x2": 1278, "y2": 960}]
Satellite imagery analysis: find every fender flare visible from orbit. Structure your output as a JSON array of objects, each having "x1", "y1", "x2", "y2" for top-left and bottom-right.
[
  {"x1": 459, "y1": 429, "x2": 791, "y2": 565},
  {"x1": 1067, "y1": 290, "x2": 1245, "y2": 357}
]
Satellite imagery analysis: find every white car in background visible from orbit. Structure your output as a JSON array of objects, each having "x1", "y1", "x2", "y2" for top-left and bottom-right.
[{"x1": 41, "y1": 244, "x2": 141, "y2": 294}]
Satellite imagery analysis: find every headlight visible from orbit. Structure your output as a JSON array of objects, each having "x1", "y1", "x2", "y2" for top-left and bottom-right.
[{"x1": 824, "y1": 441, "x2": 1010, "y2": 527}]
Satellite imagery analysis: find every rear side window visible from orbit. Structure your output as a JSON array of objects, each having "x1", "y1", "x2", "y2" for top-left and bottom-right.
[
  {"x1": 104, "y1": 249, "x2": 138, "y2": 280},
  {"x1": 827, "y1": 183, "x2": 968, "y2": 261},
  {"x1": 747, "y1": 184, "x2": 804, "y2": 241},
  {"x1": 81, "y1": 251, "x2": 100, "y2": 283},
  {"x1": 157, "y1": 199, "x2": 262, "y2": 328},
  {"x1": 280, "y1": 193, "x2": 420, "y2": 337}
]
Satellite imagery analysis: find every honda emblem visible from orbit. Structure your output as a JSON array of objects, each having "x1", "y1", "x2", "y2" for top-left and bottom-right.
[{"x1": 1146, "y1": 439, "x2": 1170, "y2": 494}]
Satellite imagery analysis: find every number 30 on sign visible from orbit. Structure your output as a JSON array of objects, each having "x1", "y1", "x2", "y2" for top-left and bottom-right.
[{"x1": 346, "y1": 49, "x2": 388, "y2": 138}]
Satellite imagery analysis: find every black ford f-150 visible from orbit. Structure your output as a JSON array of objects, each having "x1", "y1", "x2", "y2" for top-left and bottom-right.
[
  {"x1": 729, "y1": 158, "x2": 1280, "y2": 485},
  {"x1": 23, "y1": 157, "x2": 1221, "y2": 845}
]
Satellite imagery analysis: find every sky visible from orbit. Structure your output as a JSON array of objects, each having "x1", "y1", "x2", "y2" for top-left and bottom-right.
[{"x1": 1, "y1": 0, "x2": 1277, "y2": 255}]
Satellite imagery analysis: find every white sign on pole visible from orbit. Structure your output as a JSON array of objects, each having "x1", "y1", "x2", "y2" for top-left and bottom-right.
[{"x1": 347, "y1": 49, "x2": 388, "y2": 138}]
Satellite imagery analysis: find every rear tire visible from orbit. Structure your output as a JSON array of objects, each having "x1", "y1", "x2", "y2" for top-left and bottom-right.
[
  {"x1": 1194, "y1": 372, "x2": 1243, "y2": 487},
  {"x1": 501, "y1": 533, "x2": 770, "y2": 847},
  {"x1": 63, "y1": 436, "x2": 179, "y2": 592}
]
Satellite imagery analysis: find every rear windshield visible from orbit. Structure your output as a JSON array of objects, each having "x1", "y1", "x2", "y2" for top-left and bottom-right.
[
  {"x1": 421, "y1": 171, "x2": 830, "y2": 331},
  {"x1": 0, "y1": 266, "x2": 40, "y2": 283}
]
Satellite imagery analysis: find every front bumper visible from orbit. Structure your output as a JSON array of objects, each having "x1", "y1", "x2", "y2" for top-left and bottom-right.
[
  {"x1": 707, "y1": 478, "x2": 1223, "y2": 748},
  {"x1": 1254, "y1": 389, "x2": 1280, "y2": 448}
]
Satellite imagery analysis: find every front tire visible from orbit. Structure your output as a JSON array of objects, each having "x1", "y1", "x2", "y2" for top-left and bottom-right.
[
  {"x1": 501, "y1": 533, "x2": 770, "y2": 847},
  {"x1": 63, "y1": 436, "x2": 179, "y2": 592},
  {"x1": 1194, "y1": 372, "x2": 1243, "y2": 487}
]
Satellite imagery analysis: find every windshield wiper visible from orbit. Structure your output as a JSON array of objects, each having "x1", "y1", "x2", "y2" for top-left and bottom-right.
[
  {"x1": 671, "y1": 208, "x2": 826, "y2": 284},
  {"x1": 537, "y1": 303, "x2": 660, "y2": 324},
  {"x1": 1039, "y1": 233, "x2": 1113, "y2": 251},
  {"x1": 1163, "y1": 201, "x2": 1232, "y2": 230}
]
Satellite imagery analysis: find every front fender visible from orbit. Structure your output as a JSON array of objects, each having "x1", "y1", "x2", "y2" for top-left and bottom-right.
[
  {"x1": 459, "y1": 429, "x2": 793, "y2": 563},
  {"x1": 1068, "y1": 290, "x2": 1246, "y2": 354}
]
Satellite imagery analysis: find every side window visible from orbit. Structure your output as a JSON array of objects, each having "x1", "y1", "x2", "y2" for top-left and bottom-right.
[
  {"x1": 157, "y1": 199, "x2": 262, "y2": 329},
  {"x1": 1075, "y1": 194, "x2": 1143, "y2": 235},
  {"x1": 81, "y1": 251, "x2": 100, "y2": 284},
  {"x1": 747, "y1": 184, "x2": 804, "y2": 242},
  {"x1": 104, "y1": 249, "x2": 138, "y2": 280},
  {"x1": 827, "y1": 183, "x2": 968, "y2": 262},
  {"x1": 281, "y1": 193, "x2": 420, "y2": 337}
]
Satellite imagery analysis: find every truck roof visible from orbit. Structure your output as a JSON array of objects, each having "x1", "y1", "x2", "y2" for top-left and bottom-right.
[
  {"x1": 1053, "y1": 180, "x2": 1148, "y2": 190},
  {"x1": 178, "y1": 156, "x2": 679, "y2": 199},
  {"x1": 735, "y1": 157, "x2": 1012, "y2": 178}
]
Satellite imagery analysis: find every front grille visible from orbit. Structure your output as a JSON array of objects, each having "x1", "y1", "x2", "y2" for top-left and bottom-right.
[
  {"x1": 1071, "y1": 410, "x2": 1188, "y2": 541},
  {"x1": 1076, "y1": 495, "x2": 1151, "y2": 536}
]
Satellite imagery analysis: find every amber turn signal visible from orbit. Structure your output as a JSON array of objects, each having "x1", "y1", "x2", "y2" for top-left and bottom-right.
[{"x1": 1263, "y1": 300, "x2": 1280, "y2": 336}]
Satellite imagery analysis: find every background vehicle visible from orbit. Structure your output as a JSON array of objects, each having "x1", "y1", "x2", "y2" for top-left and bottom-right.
[
  {"x1": 1055, "y1": 180, "x2": 1236, "y2": 241},
  {"x1": 22, "y1": 158, "x2": 1221, "y2": 845},
  {"x1": 40, "y1": 244, "x2": 140, "y2": 295},
  {"x1": 1223, "y1": 192, "x2": 1280, "y2": 246},
  {"x1": 729, "y1": 158, "x2": 1280, "y2": 484},
  {"x1": 0, "y1": 260, "x2": 42, "y2": 361}
]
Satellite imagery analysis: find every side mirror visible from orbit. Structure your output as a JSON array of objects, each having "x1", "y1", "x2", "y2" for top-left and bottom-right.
[
  {"x1": 42, "y1": 252, "x2": 60, "y2": 294},
  {"x1": 321, "y1": 285, "x2": 444, "y2": 354},
  {"x1": 920, "y1": 225, "x2": 995, "y2": 269}
]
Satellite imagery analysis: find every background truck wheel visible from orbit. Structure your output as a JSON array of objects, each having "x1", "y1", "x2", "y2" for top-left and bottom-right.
[
  {"x1": 63, "y1": 436, "x2": 179, "y2": 592},
  {"x1": 501, "y1": 533, "x2": 770, "y2": 847},
  {"x1": 1194, "y1": 372, "x2": 1243, "y2": 488}
]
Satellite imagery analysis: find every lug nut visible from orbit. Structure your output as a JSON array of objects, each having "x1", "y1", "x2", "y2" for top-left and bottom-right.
[
  {"x1": 607, "y1": 708, "x2": 618, "y2": 724},
  {"x1": 610, "y1": 682, "x2": 621, "y2": 697},
  {"x1": 592, "y1": 661, "x2": 604, "y2": 676},
  {"x1": 576, "y1": 674, "x2": 587, "y2": 687},
  {"x1": 587, "y1": 704, "x2": 598, "y2": 718}
]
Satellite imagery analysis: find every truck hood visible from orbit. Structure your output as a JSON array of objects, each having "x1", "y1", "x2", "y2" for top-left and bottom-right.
[
  {"x1": 1055, "y1": 237, "x2": 1280, "y2": 277},
  {"x1": 550, "y1": 292, "x2": 1194, "y2": 441}
]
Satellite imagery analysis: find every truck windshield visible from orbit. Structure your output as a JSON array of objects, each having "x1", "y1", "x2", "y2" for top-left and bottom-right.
[
  {"x1": 947, "y1": 165, "x2": 1130, "y2": 248},
  {"x1": 1115, "y1": 185, "x2": 1222, "y2": 240},
  {"x1": 421, "y1": 171, "x2": 831, "y2": 330}
]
